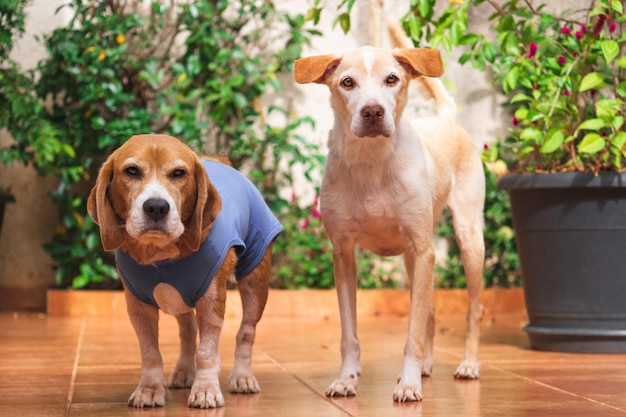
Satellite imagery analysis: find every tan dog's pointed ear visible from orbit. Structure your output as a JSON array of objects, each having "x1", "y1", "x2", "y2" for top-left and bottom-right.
[
  {"x1": 393, "y1": 48, "x2": 444, "y2": 78},
  {"x1": 293, "y1": 54, "x2": 342, "y2": 84},
  {"x1": 87, "y1": 158, "x2": 125, "y2": 251},
  {"x1": 181, "y1": 159, "x2": 221, "y2": 252}
]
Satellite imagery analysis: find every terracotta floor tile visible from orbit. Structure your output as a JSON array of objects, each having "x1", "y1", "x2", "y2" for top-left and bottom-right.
[{"x1": 3, "y1": 311, "x2": 626, "y2": 416}]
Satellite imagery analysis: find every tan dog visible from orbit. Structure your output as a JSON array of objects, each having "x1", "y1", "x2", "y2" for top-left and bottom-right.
[
  {"x1": 87, "y1": 134, "x2": 282, "y2": 408},
  {"x1": 293, "y1": 47, "x2": 485, "y2": 402}
]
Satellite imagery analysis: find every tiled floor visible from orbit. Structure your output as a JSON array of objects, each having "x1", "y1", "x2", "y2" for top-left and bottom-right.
[{"x1": 2, "y1": 308, "x2": 626, "y2": 416}]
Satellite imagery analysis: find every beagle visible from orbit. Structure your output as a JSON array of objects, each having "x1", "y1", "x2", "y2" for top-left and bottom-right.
[
  {"x1": 293, "y1": 47, "x2": 485, "y2": 402},
  {"x1": 87, "y1": 134, "x2": 282, "y2": 408}
]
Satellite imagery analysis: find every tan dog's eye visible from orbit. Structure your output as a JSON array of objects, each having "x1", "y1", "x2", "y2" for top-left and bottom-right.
[
  {"x1": 340, "y1": 77, "x2": 354, "y2": 89},
  {"x1": 125, "y1": 166, "x2": 140, "y2": 178},
  {"x1": 171, "y1": 169, "x2": 186, "y2": 179},
  {"x1": 386, "y1": 74, "x2": 399, "y2": 85}
]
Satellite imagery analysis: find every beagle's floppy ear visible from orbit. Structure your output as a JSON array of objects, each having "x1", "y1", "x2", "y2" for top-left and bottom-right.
[
  {"x1": 87, "y1": 157, "x2": 125, "y2": 251},
  {"x1": 392, "y1": 48, "x2": 444, "y2": 78},
  {"x1": 293, "y1": 54, "x2": 342, "y2": 84},
  {"x1": 181, "y1": 159, "x2": 222, "y2": 252}
]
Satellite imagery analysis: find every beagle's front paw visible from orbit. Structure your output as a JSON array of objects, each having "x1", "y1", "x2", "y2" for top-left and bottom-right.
[{"x1": 188, "y1": 373, "x2": 225, "y2": 409}]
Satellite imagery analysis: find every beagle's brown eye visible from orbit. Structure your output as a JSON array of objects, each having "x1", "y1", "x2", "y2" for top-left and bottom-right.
[
  {"x1": 340, "y1": 77, "x2": 354, "y2": 89},
  {"x1": 171, "y1": 169, "x2": 186, "y2": 179},
  {"x1": 386, "y1": 74, "x2": 399, "y2": 85},
  {"x1": 125, "y1": 166, "x2": 140, "y2": 177}
]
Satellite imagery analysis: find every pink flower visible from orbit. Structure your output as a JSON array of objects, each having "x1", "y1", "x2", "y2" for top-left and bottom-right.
[
  {"x1": 512, "y1": 117, "x2": 519, "y2": 126},
  {"x1": 564, "y1": 89, "x2": 570, "y2": 96},
  {"x1": 579, "y1": 24, "x2": 589, "y2": 34},
  {"x1": 527, "y1": 42, "x2": 538, "y2": 58},
  {"x1": 609, "y1": 22, "x2": 617, "y2": 33},
  {"x1": 311, "y1": 206, "x2": 322, "y2": 219},
  {"x1": 593, "y1": 14, "x2": 607, "y2": 36},
  {"x1": 558, "y1": 55, "x2": 566, "y2": 65},
  {"x1": 561, "y1": 27, "x2": 571, "y2": 36},
  {"x1": 575, "y1": 31, "x2": 583, "y2": 40},
  {"x1": 301, "y1": 218, "x2": 310, "y2": 230},
  {"x1": 483, "y1": 143, "x2": 489, "y2": 150}
]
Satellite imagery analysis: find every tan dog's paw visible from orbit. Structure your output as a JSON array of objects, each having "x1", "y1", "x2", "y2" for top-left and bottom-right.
[
  {"x1": 167, "y1": 366, "x2": 196, "y2": 388},
  {"x1": 325, "y1": 376, "x2": 358, "y2": 397},
  {"x1": 187, "y1": 388, "x2": 225, "y2": 409},
  {"x1": 128, "y1": 382, "x2": 166, "y2": 408},
  {"x1": 393, "y1": 381, "x2": 423, "y2": 402},
  {"x1": 228, "y1": 368, "x2": 260, "y2": 393},
  {"x1": 454, "y1": 358, "x2": 480, "y2": 379}
]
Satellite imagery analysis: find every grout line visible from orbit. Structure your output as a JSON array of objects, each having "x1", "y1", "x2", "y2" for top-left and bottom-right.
[
  {"x1": 65, "y1": 317, "x2": 87, "y2": 417},
  {"x1": 434, "y1": 345, "x2": 626, "y2": 414},
  {"x1": 260, "y1": 351, "x2": 355, "y2": 417},
  {"x1": 485, "y1": 362, "x2": 626, "y2": 414}
]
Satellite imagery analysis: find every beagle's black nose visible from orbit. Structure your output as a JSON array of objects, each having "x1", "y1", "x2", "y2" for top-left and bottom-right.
[{"x1": 143, "y1": 198, "x2": 170, "y2": 221}]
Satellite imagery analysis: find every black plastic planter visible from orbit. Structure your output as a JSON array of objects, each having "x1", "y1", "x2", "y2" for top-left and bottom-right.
[{"x1": 497, "y1": 172, "x2": 626, "y2": 353}]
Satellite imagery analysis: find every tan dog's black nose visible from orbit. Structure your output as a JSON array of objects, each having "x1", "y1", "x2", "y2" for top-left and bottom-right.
[
  {"x1": 143, "y1": 198, "x2": 170, "y2": 221},
  {"x1": 360, "y1": 104, "x2": 385, "y2": 123}
]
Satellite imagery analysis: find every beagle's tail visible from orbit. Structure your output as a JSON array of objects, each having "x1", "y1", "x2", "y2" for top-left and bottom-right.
[{"x1": 387, "y1": 16, "x2": 457, "y2": 119}]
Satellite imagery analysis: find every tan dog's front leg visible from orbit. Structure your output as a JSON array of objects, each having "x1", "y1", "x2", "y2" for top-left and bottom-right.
[
  {"x1": 167, "y1": 311, "x2": 197, "y2": 388},
  {"x1": 326, "y1": 237, "x2": 362, "y2": 397},
  {"x1": 394, "y1": 245, "x2": 436, "y2": 402},
  {"x1": 125, "y1": 290, "x2": 166, "y2": 408}
]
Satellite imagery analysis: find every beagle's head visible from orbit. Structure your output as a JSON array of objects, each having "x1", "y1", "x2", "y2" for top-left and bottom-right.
[{"x1": 87, "y1": 134, "x2": 221, "y2": 264}]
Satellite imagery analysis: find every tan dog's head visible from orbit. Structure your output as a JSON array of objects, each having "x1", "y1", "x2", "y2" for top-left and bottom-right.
[
  {"x1": 293, "y1": 46, "x2": 443, "y2": 138},
  {"x1": 87, "y1": 134, "x2": 221, "y2": 263}
]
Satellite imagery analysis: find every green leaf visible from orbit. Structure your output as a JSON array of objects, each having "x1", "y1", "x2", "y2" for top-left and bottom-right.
[
  {"x1": 580, "y1": 72, "x2": 605, "y2": 92},
  {"x1": 520, "y1": 127, "x2": 542, "y2": 143},
  {"x1": 503, "y1": 66, "x2": 519, "y2": 93},
  {"x1": 540, "y1": 130, "x2": 564, "y2": 154},
  {"x1": 612, "y1": 132, "x2": 626, "y2": 155},
  {"x1": 335, "y1": 12, "x2": 350, "y2": 33},
  {"x1": 510, "y1": 93, "x2": 531, "y2": 103},
  {"x1": 577, "y1": 133, "x2": 606, "y2": 154},
  {"x1": 418, "y1": 0, "x2": 433, "y2": 20},
  {"x1": 601, "y1": 40, "x2": 619, "y2": 64},
  {"x1": 576, "y1": 118, "x2": 606, "y2": 132},
  {"x1": 481, "y1": 42, "x2": 498, "y2": 63},
  {"x1": 617, "y1": 56, "x2": 626, "y2": 69},
  {"x1": 610, "y1": 0, "x2": 623, "y2": 13},
  {"x1": 408, "y1": 15, "x2": 421, "y2": 42}
]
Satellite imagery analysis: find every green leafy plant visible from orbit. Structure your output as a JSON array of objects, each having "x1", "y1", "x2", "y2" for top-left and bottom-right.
[
  {"x1": 401, "y1": 0, "x2": 626, "y2": 173},
  {"x1": 1, "y1": 0, "x2": 323, "y2": 289}
]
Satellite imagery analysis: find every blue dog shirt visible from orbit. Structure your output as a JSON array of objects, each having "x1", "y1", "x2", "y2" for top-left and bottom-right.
[{"x1": 116, "y1": 160, "x2": 283, "y2": 308}]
